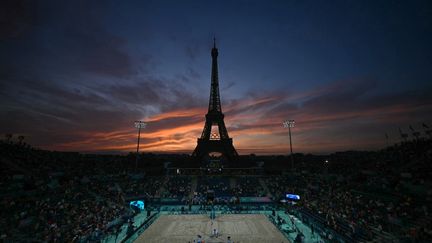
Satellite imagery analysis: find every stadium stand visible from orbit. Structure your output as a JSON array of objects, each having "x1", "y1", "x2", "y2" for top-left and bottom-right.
[{"x1": 1, "y1": 138, "x2": 431, "y2": 242}]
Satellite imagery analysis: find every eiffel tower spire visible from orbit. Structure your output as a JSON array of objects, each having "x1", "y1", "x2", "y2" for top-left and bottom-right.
[
  {"x1": 209, "y1": 38, "x2": 221, "y2": 113},
  {"x1": 192, "y1": 40, "x2": 238, "y2": 163}
]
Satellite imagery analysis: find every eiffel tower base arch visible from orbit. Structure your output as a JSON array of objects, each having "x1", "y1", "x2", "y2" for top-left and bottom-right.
[{"x1": 192, "y1": 138, "x2": 238, "y2": 164}]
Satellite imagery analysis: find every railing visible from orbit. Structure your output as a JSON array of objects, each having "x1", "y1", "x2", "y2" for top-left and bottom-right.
[
  {"x1": 266, "y1": 214, "x2": 295, "y2": 242},
  {"x1": 295, "y1": 208, "x2": 370, "y2": 243},
  {"x1": 121, "y1": 213, "x2": 159, "y2": 243}
]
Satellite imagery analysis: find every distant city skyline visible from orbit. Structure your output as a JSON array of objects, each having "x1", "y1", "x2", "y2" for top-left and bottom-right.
[{"x1": 1, "y1": 0, "x2": 432, "y2": 154}]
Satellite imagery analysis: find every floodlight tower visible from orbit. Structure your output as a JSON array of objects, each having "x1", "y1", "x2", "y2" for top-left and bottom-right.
[
  {"x1": 283, "y1": 120, "x2": 295, "y2": 171},
  {"x1": 134, "y1": 121, "x2": 147, "y2": 169},
  {"x1": 325, "y1": 159, "x2": 329, "y2": 175}
]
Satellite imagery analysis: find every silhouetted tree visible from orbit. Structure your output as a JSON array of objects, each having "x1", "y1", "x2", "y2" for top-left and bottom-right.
[
  {"x1": 18, "y1": 135, "x2": 25, "y2": 144},
  {"x1": 5, "y1": 133, "x2": 13, "y2": 143}
]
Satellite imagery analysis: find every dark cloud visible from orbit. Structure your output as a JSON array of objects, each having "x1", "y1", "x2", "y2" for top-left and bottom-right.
[
  {"x1": 186, "y1": 67, "x2": 201, "y2": 80},
  {"x1": 184, "y1": 38, "x2": 208, "y2": 61},
  {"x1": 0, "y1": 67, "x2": 207, "y2": 150},
  {"x1": 225, "y1": 91, "x2": 287, "y2": 116},
  {"x1": 50, "y1": 3, "x2": 135, "y2": 78},
  {"x1": 147, "y1": 115, "x2": 202, "y2": 133},
  {"x1": 0, "y1": 0, "x2": 139, "y2": 79},
  {"x1": 255, "y1": 80, "x2": 432, "y2": 144},
  {"x1": 168, "y1": 89, "x2": 203, "y2": 111},
  {"x1": 185, "y1": 45, "x2": 200, "y2": 60},
  {"x1": 300, "y1": 79, "x2": 377, "y2": 113},
  {"x1": 265, "y1": 102, "x2": 299, "y2": 119},
  {"x1": 218, "y1": 79, "x2": 432, "y2": 152},
  {"x1": 300, "y1": 80, "x2": 432, "y2": 120},
  {"x1": 222, "y1": 81, "x2": 235, "y2": 91},
  {"x1": 0, "y1": 0, "x2": 37, "y2": 40},
  {"x1": 107, "y1": 81, "x2": 166, "y2": 106},
  {"x1": 2, "y1": 73, "x2": 431, "y2": 153},
  {"x1": 1, "y1": 1, "x2": 431, "y2": 153}
]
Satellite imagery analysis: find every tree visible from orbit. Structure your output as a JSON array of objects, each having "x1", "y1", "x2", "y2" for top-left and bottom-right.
[
  {"x1": 18, "y1": 135, "x2": 25, "y2": 144},
  {"x1": 5, "y1": 134, "x2": 13, "y2": 143}
]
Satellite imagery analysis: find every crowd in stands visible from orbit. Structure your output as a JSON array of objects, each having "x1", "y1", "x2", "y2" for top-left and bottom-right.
[
  {"x1": 197, "y1": 177, "x2": 231, "y2": 197},
  {"x1": 232, "y1": 177, "x2": 266, "y2": 197},
  {"x1": 265, "y1": 139, "x2": 432, "y2": 242},
  {"x1": 1, "y1": 137, "x2": 431, "y2": 242},
  {"x1": 162, "y1": 176, "x2": 192, "y2": 200},
  {"x1": 117, "y1": 175, "x2": 163, "y2": 199},
  {"x1": 0, "y1": 141, "x2": 160, "y2": 242},
  {"x1": 0, "y1": 172, "x2": 132, "y2": 242}
]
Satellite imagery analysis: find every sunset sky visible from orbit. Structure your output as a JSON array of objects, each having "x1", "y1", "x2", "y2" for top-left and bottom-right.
[{"x1": 1, "y1": 0, "x2": 432, "y2": 154}]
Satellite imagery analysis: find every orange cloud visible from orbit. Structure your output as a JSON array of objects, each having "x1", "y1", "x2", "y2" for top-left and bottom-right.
[{"x1": 50, "y1": 85, "x2": 432, "y2": 155}]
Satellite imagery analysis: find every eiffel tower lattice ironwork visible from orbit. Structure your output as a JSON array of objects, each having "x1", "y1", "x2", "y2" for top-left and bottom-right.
[{"x1": 192, "y1": 39, "x2": 238, "y2": 162}]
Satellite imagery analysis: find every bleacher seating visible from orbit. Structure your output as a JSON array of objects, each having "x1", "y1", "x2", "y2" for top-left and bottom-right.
[{"x1": 1, "y1": 138, "x2": 431, "y2": 242}]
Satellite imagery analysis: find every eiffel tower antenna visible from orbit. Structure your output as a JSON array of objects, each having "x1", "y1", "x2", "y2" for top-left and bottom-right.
[{"x1": 192, "y1": 40, "x2": 238, "y2": 163}]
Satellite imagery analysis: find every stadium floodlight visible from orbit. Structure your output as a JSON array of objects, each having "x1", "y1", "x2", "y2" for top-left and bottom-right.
[
  {"x1": 324, "y1": 159, "x2": 329, "y2": 175},
  {"x1": 134, "y1": 121, "x2": 147, "y2": 169},
  {"x1": 283, "y1": 120, "x2": 295, "y2": 171},
  {"x1": 283, "y1": 120, "x2": 295, "y2": 128},
  {"x1": 135, "y1": 121, "x2": 147, "y2": 129}
]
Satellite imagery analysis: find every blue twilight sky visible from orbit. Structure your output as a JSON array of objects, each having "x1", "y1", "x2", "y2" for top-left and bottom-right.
[{"x1": 1, "y1": 0, "x2": 432, "y2": 154}]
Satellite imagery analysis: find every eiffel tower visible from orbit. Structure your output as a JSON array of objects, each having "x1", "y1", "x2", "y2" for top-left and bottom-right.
[{"x1": 192, "y1": 39, "x2": 238, "y2": 162}]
